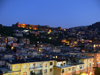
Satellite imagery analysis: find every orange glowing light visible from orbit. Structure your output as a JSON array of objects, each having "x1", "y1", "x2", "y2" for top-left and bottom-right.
[
  {"x1": 61, "y1": 40, "x2": 66, "y2": 43},
  {"x1": 11, "y1": 47, "x2": 14, "y2": 50},
  {"x1": 49, "y1": 30, "x2": 52, "y2": 32},
  {"x1": 23, "y1": 72, "x2": 27, "y2": 75},
  {"x1": 23, "y1": 24, "x2": 25, "y2": 25},
  {"x1": 33, "y1": 28, "x2": 37, "y2": 30},
  {"x1": 45, "y1": 64, "x2": 47, "y2": 66}
]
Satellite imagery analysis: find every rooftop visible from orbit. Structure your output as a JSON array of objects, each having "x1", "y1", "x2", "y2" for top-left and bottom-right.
[
  {"x1": 0, "y1": 67, "x2": 12, "y2": 73},
  {"x1": 6, "y1": 57, "x2": 54, "y2": 64},
  {"x1": 54, "y1": 65, "x2": 71, "y2": 68},
  {"x1": 0, "y1": 67, "x2": 20, "y2": 74},
  {"x1": 54, "y1": 63, "x2": 84, "y2": 68},
  {"x1": 64, "y1": 54, "x2": 93, "y2": 59}
]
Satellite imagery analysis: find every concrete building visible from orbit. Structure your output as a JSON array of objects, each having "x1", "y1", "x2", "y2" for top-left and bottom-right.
[
  {"x1": 0, "y1": 55, "x2": 94, "y2": 75},
  {"x1": 84, "y1": 52, "x2": 100, "y2": 68}
]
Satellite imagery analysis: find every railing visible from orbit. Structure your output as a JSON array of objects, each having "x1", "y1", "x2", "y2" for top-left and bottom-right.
[
  {"x1": 30, "y1": 73, "x2": 43, "y2": 75},
  {"x1": 72, "y1": 70, "x2": 76, "y2": 72},
  {"x1": 30, "y1": 66, "x2": 43, "y2": 70},
  {"x1": 35, "y1": 73, "x2": 43, "y2": 75},
  {"x1": 54, "y1": 64, "x2": 71, "y2": 68},
  {"x1": 79, "y1": 62, "x2": 84, "y2": 64}
]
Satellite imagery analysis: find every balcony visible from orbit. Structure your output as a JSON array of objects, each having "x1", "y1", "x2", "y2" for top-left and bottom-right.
[
  {"x1": 35, "y1": 73, "x2": 43, "y2": 75},
  {"x1": 54, "y1": 64, "x2": 71, "y2": 68},
  {"x1": 30, "y1": 71, "x2": 42, "y2": 75},
  {"x1": 30, "y1": 66, "x2": 43, "y2": 70}
]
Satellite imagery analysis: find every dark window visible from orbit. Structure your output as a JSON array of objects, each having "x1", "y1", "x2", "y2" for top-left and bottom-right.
[
  {"x1": 64, "y1": 63, "x2": 66, "y2": 66},
  {"x1": 69, "y1": 68, "x2": 71, "y2": 71},
  {"x1": 50, "y1": 68, "x2": 52, "y2": 72},
  {"x1": 62, "y1": 69, "x2": 64, "y2": 73},
  {"x1": 80, "y1": 66, "x2": 83, "y2": 69},
  {"x1": 50, "y1": 62, "x2": 53, "y2": 65},
  {"x1": 90, "y1": 63, "x2": 91, "y2": 67}
]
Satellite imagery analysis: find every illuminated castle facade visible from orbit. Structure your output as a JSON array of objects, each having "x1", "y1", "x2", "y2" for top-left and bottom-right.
[{"x1": 12, "y1": 22, "x2": 61, "y2": 30}]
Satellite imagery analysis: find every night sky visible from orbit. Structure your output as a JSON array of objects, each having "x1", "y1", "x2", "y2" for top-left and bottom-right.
[{"x1": 0, "y1": 0, "x2": 100, "y2": 28}]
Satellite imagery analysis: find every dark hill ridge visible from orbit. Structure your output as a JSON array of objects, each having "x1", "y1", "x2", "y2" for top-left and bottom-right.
[
  {"x1": 88, "y1": 22, "x2": 100, "y2": 30},
  {"x1": 1, "y1": 22, "x2": 100, "y2": 31}
]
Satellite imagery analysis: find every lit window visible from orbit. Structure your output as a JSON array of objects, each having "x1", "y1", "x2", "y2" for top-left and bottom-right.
[
  {"x1": 77, "y1": 66, "x2": 79, "y2": 69},
  {"x1": 56, "y1": 56, "x2": 57, "y2": 58},
  {"x1": 23, "y1": 72, "x2": 27, "y2": 75},
  {"x1": 44, "y1": 63, "x2": 47, "y2": 67},
  {"x1": 94, "y1": 45, "x2": 96, "y2": 47},
  {"x1": 15, "y1": 65, "x2": 18, "y2": 69},
  {"x1": 23, "y1": 65, "x2": 26, "y2": 69},
  {"x1": 53, "y1": 56, "x2": 55, "y2": 58}
]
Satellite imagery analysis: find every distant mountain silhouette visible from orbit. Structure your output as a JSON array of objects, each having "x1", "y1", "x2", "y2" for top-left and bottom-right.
[
  {"x1": 70, "y1": 26, "x2": 87, "y2": 29},
  {"x1": 88, "y1": 22, "x2": 100, "y2": 30}
]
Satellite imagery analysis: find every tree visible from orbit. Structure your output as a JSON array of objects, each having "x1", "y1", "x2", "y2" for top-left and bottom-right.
[
  {"x1": 0, "y1": 24, "x2": 2, "y2": 27},
  {"x1": 6, "y1": 45, "x2": 11, "y2": 50},
  {"x1": 94, "y1": 68, "x2": 100, "y2": 75},
  {"x1": 13, "y1": 47, "x2": 17, "y2": 52}
]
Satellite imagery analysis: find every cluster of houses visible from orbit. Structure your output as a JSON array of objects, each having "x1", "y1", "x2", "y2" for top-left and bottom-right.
[{"x1": 1, "y1": 22, "x2": 100, "y2": 75}]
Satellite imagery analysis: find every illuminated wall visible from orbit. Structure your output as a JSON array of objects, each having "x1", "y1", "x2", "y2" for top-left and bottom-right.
[{"x1": 18, "y1": 23, "x2": 38, "y2": 30}]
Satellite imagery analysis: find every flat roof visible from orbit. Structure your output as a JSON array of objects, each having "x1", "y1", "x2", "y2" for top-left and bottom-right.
[
  {"x1": 0, "y1": 67, "x2": 12, "y2": 73},
  {"x1": 54, "y1": 63, "x2": 84, "y2": 68},
  {"x1": 6, "y1": 58, "x2": 55, "y2": 64},
  {"x1": 0, "y1": 67, "x2": 20, "y2": 73},
  {"x1": 64, "y1": 55, "x2": 93, "y2": 59},
  {"x1": 54, "y1": 65, "x2": 71, "y2": 68}
]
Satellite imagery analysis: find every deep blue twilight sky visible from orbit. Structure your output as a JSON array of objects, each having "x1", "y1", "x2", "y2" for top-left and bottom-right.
[{"x1": 0, "y1": 0, "x2": 100, "y2": 28}]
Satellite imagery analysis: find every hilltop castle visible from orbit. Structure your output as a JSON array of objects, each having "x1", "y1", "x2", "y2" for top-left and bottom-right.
[{"x1": 12, "y1": 22, "x2": 61, "y2": 30}]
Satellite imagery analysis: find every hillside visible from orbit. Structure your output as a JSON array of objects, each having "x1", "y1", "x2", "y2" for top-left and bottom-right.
[{"x1": 88, "y1": 22, "x2": 100, "y2": 30}]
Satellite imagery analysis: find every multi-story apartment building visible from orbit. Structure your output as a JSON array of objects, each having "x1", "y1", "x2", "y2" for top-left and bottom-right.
[
  {"x1": 0, "y1": 58, "x2": 55, "y2": 75},
  {"x1": 84, "y1": 52, "x2": 100, "y2": 68},
  {"x1": 0, "y1": 56, "x2": 94, "y2": 75},
  {"x1": 58, "y1": 54, "x2": 94, "y2": 75}
]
